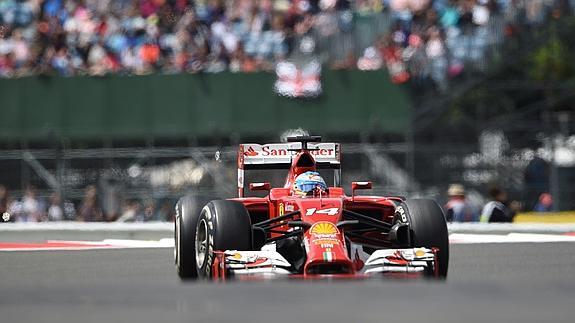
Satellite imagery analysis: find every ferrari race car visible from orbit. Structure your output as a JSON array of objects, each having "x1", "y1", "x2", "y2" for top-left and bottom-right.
[{"x1": 175, "y1": 136, "x2": 449, "y2": 280}]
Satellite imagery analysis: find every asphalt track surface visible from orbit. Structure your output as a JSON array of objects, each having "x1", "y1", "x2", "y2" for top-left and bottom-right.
[{"x1": 2, "y1": 243, "x2": 575, "y2": 323}]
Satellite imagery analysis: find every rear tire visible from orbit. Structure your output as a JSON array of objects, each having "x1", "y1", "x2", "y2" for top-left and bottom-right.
[
  {"x1": 195, "y1": 200, "x2": 252, "y2": 279},
  {"x1": 396, "y1": 199, "x2": 449, "y2": 278},
  {"x1": 175, "y1": 195, "x2": 215, "y2": 280}
]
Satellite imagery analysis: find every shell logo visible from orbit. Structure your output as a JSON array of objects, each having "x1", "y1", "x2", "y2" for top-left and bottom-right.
[{"x1": 310, "y1": 222, "x2": 338, "y2": 235}]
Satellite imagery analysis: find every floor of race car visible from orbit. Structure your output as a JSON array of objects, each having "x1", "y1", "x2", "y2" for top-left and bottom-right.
[{"x1": 1, "y1": 242, "x2": 575, "y2": 323}]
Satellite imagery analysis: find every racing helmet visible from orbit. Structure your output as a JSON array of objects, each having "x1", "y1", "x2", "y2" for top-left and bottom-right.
[{"x1": 293, "y1": 171, "x2": 327, "y2": 196}]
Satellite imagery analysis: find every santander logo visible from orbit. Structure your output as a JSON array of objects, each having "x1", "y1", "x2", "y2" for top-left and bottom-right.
[
  {"x1": 243, "y1": 145, "x2": 335, "y2": 158},
  {"x1": 244, "y1": 146, "x2": 259, "y2": 157}
]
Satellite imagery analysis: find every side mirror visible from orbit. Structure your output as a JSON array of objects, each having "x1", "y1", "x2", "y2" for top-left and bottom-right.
[
  {"x1": 352, "y1": 181, "x2": 372, "y2": 191},
  {"x1": 351, "y1": 181, "x2": 372, "y2": 201},
  {"x1": 249, "y1": 182, "x2": 271, "y2": 191}
]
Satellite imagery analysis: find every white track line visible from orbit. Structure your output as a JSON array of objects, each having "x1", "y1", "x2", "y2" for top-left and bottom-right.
[
  {"x1": 449, "y1": 233, "x2": 575, "y2": 244},
  {"x1": 2, "y1": 234, "x2": 575, "y2": 252}
]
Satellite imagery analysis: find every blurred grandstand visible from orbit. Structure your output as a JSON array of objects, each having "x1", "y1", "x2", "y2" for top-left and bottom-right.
[
  {"x1": 0, "y1": 0, "x2": 547, "y2": 83},
  {"x1": 1, "y1": 0, "x2": 574, "y2": 222}
]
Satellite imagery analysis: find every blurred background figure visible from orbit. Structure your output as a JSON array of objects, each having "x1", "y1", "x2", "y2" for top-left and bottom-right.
[
  {"x1": 533, "y1": 193, "x2": 553, "y2": 212},
  {"x1": 480, "y1": 186, "x2": 520, "y2": 223},
  {"x1": 46, "y1": 192, "x2": 76, "y2": 221},
  {"x1": 47, "y1": 192, "x2": 64, "y2": 221},
  {"x1": 0, "y1": 184, "x2": 11, "y2": 223},
  {"x1": 523, "y1": 154, "x2": 550, "y2": 211},
  {"x1": 444, "y1": 184, "x2": 479, "y2": 222},
  {"x1": 155, "y1": 199, "x2": 175, "y2": 222},
  {"x1": 77, "y1": 185, "x2": 103, "y2": 222},
  {"x1": 0, "y1": 185, "x2": 7, "y2": 210},
  {"x1": 7, "y1": 195, "x2": 23, "y2": 222},
  {"x1": 116, "y1": 199, "x2": 144, "y2": 223},
  {"x1": 20, "y1": 185, "x2": 43, "y2": 222}
]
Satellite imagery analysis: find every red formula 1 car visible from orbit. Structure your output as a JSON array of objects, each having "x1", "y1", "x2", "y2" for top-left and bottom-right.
[{"x1": 175, "y1": 136, "x2": 449, "y2": 280}]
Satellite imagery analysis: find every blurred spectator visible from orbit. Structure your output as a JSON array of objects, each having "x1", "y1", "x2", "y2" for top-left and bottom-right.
[
  {"x1": 77, "y1": 185, "x2": 103, "y2": 222},
  {"x1": 533, "y1": 192, "x2": 553, "y2": 212},
  {"x1": 480, "y1": 186, "x2": 520, "y2": 222},
  {"x1": 20, "y1": 185, "x2": 43, "y2": 222},
  {"x1": 116, "y1": 199, "x2": 144, "y2": 222},
  {"x1": 155, "y1": 199, "x2": 175, "y2": 221},
  {"x1": 7, "y1": 195, "x2": 23, "y2": 222},
  {"x1": 46, "y1": 192, "x2": 76, "y2": 221},
  {"x1": 0, "y1": 184, "x2": 11, "y2": 223},
  {"x1": 425, "y1": 26, "x2": 448, "y2": 91},
  {"x1": 380, "y1": 32, "x2": 410, "y2": 83},
  {"x1": 143, "y1": 199, "x2": 156, "y2": 221},
  {"x1": 0, "y1": 184, "x2": 7, "y2": 213},
  {"x1": 357, "y1": 46, "x2": 383, "y2": 70},
  {"x1": 444, "y1": 183, "x2": 479, "y2": 222},
  {"x1": 524, "y1": 154, "x2": 549, "y2": 210},
  {"x1": 47, "y1": 192, "x2": 64, "y2": 221}
]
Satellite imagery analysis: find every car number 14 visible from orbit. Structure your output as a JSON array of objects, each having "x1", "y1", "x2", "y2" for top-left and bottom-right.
[{"x1": 305, "y1": 207, "x2": 339, "y2": 216}]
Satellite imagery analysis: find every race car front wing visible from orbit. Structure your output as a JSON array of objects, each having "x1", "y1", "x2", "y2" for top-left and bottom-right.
[{"x1": 211, "y1": 246, "x2": 438, "y2": 279}]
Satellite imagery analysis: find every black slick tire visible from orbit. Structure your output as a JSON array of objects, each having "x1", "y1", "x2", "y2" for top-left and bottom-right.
[
  {"x1": 175, "y1": 195, "x2": 212, "y2": 279},
  {"x1": 195, "y1": 200, "x2": 252, "y2": 279},
  {"x1": 396, "y1": 199, "x2": 449, "y2": 278}
]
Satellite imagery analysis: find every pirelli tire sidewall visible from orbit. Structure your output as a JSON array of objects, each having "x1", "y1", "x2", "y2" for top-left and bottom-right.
[
  {"x1": 195, "y1": 200, "x2": 252, "y2": 279},
  {"x1": 176, "y1": 195, "x2": 221, "y2": 279},
  {"x1": 395, "y1": 199, "x2": 449, "y2": 278},
  {"x1": 175, "y1": 196, "x2": 204, "y2": 279}
]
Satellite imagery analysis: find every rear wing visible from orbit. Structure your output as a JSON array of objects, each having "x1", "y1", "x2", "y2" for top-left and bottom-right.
[{"x1": 237, "y1": 142, "x2": 341, "y2": 197}]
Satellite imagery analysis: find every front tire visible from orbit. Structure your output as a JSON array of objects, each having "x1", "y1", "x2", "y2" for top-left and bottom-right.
[
  {"x1": 175, "y1": 195, "x2": 214, "y2": 279},
  {"x1": 396, "y1": 199, "x2": 449, "y2": 278},
  {"x1": 195, "y1": 200, "x2": 252, "y2": 279}
]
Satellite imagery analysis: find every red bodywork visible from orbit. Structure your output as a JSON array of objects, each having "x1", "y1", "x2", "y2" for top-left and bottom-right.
[
  {"x1": 231, "y1": 193, "x2": 400, "y2": 275},
  {"x1": 211, "y1": 140, "x2": 433, "y2": 279}
]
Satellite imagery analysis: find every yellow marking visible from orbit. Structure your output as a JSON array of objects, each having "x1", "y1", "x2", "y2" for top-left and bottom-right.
[
  {"x1": 415, "y1": 249, "x2": 426, "y2": 257},
  {"x1": 514, "y1": 212, "x2": 575, "y2": 223}
]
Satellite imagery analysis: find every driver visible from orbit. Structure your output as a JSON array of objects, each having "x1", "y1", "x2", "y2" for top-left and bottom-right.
[{"x1": 293, "y1": 171, "x2": 327, "y2": 197}]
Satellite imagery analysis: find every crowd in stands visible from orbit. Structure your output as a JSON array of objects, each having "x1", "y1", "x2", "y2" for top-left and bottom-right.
[
  {"x1": 0, "y1": 184, "x2": 175, "y2": 223},
  {"x1": 1, "y1": 0, "x2": 573, "y2": 87}
]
